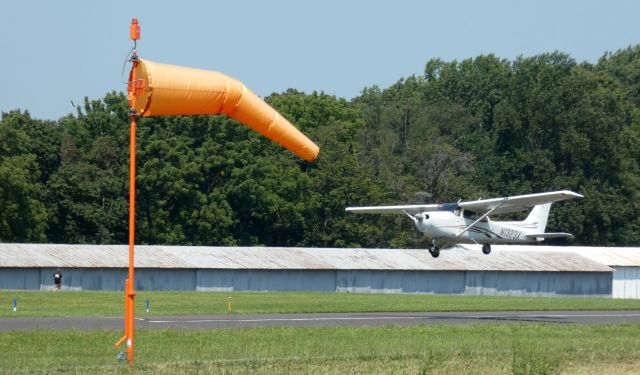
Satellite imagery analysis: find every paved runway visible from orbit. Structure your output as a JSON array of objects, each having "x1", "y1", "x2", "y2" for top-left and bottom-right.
[{"x1": 2, "y1": 311, "x2": 640, "y2": 331}]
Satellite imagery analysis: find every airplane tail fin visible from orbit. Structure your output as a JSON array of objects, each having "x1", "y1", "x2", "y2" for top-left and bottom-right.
[{"x1": 524, "y1": 203, "x2": 552, "y2": 233}]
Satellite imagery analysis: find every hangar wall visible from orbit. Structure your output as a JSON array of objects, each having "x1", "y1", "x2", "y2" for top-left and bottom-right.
[
  {"x1": 613, "y1": 266, "x2": 640, "y2": 299},
  {"x1": 6, "y1": 267, "x2": 612, "y2": 297},
  {"x1": 491, "y1": 245, "x2": 640, "y2": 299},
  {"x1": 0, "y1": 245, "x2": 620, "y2": 297}
]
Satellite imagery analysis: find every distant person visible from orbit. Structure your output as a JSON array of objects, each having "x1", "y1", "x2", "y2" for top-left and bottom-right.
[{"x1": 53, "y1": 269, "x2": 62, "y2": 291}]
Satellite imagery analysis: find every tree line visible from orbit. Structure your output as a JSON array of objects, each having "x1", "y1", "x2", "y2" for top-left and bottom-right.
[{"x1": 1, "y1": 46, "x2": 639, "y2": 247}]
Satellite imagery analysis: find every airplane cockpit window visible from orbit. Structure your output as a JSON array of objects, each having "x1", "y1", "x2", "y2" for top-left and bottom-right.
[{"x1": 463, "y1": 210, "x2": 476, "y2": 219}]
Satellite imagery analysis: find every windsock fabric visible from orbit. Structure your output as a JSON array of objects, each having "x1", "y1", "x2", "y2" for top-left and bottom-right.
[{"x1": 132, "y1": 59, "x2": 319, "y2": 162}]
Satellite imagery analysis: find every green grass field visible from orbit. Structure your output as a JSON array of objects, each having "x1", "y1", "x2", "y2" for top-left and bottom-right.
[
  {"x1": 2, "y1": 291, "x2": 640, "y2": 374},
  {"x1": 2, "y1": 290, "x2": 640, "y2": 317},
  {"x1": 1, "y1": 324, "x2": 640, "y2": 374}
]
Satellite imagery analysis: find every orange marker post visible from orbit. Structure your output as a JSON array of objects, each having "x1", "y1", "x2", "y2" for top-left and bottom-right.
[{"x1": 115, "y1": 18, "x2": 141, "y2": 366}]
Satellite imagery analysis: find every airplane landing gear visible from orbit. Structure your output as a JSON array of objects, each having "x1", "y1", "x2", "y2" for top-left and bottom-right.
[
  {"x1": 428, "y1": 239, "x2": 440, "y2": 258},
  {"x1": 482, "y1": 243, "x2": 491, "y2": 255}
]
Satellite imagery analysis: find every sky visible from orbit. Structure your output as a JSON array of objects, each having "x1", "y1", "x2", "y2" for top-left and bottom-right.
[{"x1": 1, "y1": 0, "x2": 639, "y2": 120}]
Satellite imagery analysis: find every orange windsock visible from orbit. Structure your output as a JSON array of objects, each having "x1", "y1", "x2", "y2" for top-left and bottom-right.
[{"x1": 130, "y1": 59, "x2": 319, "y2": 162}]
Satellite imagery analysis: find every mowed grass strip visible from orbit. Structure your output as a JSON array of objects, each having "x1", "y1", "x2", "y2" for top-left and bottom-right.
[
  {"x1": 1, "y1": 291, "x2": 640, "y2": 317},
  {"x1": 1, "y1": 324, "x2": 640, "y2": 374}
]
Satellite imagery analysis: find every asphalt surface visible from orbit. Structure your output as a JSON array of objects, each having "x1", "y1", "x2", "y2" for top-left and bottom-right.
[{"x1": 2, "y1": 311, "x2": 640, "y2": 331}]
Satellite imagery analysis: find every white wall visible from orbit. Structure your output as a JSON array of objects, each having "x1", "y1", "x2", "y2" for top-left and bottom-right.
[{"x1": 612, "y1": 267, "x2": 640, "y2": 299}]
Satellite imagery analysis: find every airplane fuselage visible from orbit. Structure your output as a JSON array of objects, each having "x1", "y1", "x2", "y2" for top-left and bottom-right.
[{"x1": 414, "y1": 210, "x2": 538, "y2": 244}]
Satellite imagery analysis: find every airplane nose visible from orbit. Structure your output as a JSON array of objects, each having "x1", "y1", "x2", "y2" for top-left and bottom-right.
[
  {"x1": 414, "y1": 213, "x2": 430, "y2": 232},
  {"x1": 415, "y1": 213, "x2": 429, "y2": 221}
]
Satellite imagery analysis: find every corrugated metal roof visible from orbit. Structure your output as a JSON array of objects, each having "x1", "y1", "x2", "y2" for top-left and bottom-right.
[
  {"x1": 485, "y1": 245, "x2": 640, "y2": 267},
  {"x1": 0, "y1": 244, "x2": 612, "y2": 272}
]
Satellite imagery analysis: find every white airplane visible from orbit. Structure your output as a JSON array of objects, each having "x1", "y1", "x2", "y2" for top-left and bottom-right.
[{"x1": 346, "y1": 190, "x2": 583, "y2": 258}]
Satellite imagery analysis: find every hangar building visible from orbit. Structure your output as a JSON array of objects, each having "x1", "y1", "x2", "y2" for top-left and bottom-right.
[
  {"x1": 489, "y1": 245, "x2": 640, "y2": 299},
  {"x1": 0, "y1": 244, "x2": 619, "y2": 297}
]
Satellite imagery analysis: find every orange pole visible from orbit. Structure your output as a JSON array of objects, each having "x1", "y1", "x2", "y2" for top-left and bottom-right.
[
  {"x1": 126, "y1": 53, "x2": 138, "y2": 367},
  {"x1": 115, "y1": 18, "x2": 140, "y2": 366}
]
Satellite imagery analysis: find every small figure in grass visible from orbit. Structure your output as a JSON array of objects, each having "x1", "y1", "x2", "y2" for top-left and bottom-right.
[{"x1": 53, "y1": 269, "x2": 62, "y2": 291}]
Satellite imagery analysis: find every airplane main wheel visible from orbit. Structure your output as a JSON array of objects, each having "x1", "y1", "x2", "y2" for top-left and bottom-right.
[
  {"x1": 430, "y1": 247, "x2": 440, "y2": 258},
  {"x1": 482, "y1": 244, "x2": 491, "y2": 255}
]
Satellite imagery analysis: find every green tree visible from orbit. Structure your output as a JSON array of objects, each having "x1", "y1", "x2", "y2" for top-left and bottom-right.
[{"x1": 0, "y1": 111, "x2": 50, "y2": 241}]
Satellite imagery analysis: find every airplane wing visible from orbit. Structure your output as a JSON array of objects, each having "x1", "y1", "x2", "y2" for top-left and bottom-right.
[
  {"x1": 346, "y1": 191, "x2": 582, "y2": 216},
  {"x1": 345, "y1": 204, "x2": 446, "y2": 215},
  {"x1": 459, "y1": 190, "x2": 583, "y2": 215}
]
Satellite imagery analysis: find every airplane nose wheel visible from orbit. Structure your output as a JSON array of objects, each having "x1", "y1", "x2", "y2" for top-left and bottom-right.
[
  {"x1": 428, "y1": 239, "x2": 440, "y2": 258},
  {"x1": 482, "y1": 244, "x2": 491, "y2": 255}
]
